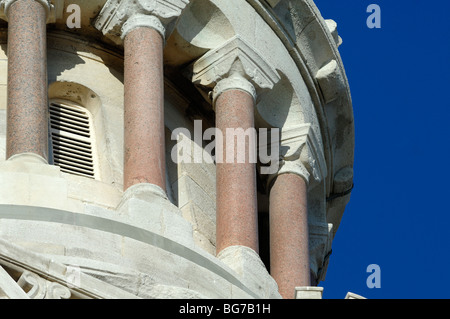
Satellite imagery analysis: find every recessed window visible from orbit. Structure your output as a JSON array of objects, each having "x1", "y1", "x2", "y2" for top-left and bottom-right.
[{"x1": 48, "y1": 100, "x2": 97, "y2": 179}]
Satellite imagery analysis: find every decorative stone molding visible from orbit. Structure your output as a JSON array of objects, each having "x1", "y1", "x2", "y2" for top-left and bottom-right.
[
  {"x1": 0, "y1": 0, "x2": 56, "y2": 23},
  {"x1": 17, "y1": 270, "x2": 72, "y2": 299},
  {"x1": 0, "y1": 264, "x2": 30, "y2": 298},
  {"x1": 94, "y1": 0, "x2": 190, "y2": 45},
  {"x1": 0, "y1": 265, "x2": 74, "y2": 299},
  {"x1": 269, "y1": 123, "x2": 327, "y2": 186},
  {"x1": 0, "y1": 239, "x2": 139, "y2": 299},
  {"x1": 190, "y1": 34, "x2": 280, "y2": 103}
]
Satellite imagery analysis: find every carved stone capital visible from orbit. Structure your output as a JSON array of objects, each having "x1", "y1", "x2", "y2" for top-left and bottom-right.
[
  {"x1": 0, "y1": 0, "x2": 56, "y2": 23},
  {"x1": 212, "y1": 76, "x2": 257, "y2": 108},
  {"x1": 269, "y1": 123, "x2": 327, "y2": 186},
  {"x1": 94, "y1": 0, "x2": 190, "y2": 45},
  {"x1": 121, "y1": 13, "x2": 166, "y2": 40},
  {"x1": 190, "y1": 35, "x2": 280, "y2": 103}
]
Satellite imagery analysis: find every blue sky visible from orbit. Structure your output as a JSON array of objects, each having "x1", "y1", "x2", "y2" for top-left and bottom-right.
[{"x1": 313, "y1": 1, "x2": 450, "y2": 299}]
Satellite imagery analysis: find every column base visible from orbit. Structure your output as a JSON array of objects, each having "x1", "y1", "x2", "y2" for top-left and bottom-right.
[
  {"x1": 7, "y1": 152, "x2": 48, "y2": 165},
  {"x1": 117, "y1": 183, "x2": 195, "y2": 248},
  {"x1": 217, "y1": 245, "x2": 281, "y2": 299}
]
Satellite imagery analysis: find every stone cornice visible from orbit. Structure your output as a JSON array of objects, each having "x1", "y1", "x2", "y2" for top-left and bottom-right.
[
  {"x1": 190, "y1": 34, "x2": 280, "y2": 102},
  {"x1": 94, "y1": 0, "x2": 190, "y2": 45},
  {"x1": 0, "y1": 0, "x2": 56, "y2": 23}
]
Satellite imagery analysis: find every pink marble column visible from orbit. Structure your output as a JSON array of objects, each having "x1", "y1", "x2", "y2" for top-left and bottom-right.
[
  {"x1": 270, "y1": 173, "x2": 310, "y2": 299},
  {"x1": 123, "y1": 26, "x2": 166, "y2": 191},
  {"x1": 215, "y1": 88, "x2": 258, "y2": 254},
  {"x1": 6, "y1": 0, "x2": 49, "y2": 161}
]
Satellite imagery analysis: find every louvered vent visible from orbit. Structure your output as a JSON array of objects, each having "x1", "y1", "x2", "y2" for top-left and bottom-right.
[{"x1": 49, "y1": 101, "x2": 96, "y2": 179}]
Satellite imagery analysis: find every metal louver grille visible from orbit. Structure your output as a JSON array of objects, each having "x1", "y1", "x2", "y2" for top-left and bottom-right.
[{"x1": 49, "y1": 101, "x2": 95, "y2": 179}]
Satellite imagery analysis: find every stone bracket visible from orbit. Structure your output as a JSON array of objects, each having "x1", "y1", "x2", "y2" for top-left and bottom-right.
[
  {"x1": 315, "y1": 59, "x2": 346, "y2": 104},
  {"x1": 94, "y1": 0, "x2": 190, "y2": 45}
]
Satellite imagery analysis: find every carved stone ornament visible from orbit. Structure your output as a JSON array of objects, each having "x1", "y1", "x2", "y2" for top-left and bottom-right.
[
  {"x1": 272, "y1": 123, "x2": 327, "y2": 184},
  {"x1": 0, "y1": 239, "x2": 139, "y2": 299},
  {"x1": 94, "y1": 0, "x2": 190, "y2": 44},
  {"x1": 0, "y1": 266, "x2": 71, "y2": 299},
  {"x1": 191, "y1": 35, "x2": 280, "y2": 94}
]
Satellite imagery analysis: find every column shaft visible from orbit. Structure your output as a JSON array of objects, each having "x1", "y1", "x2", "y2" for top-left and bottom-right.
[
  {"x1": 123, "y1": 26, "x2": 166, "y2": 191},
  {"x1": 215, "y1": 89, "x2": 258, "y2": 254},
  {"x1": 6, "y1": 0, "x2": 48, "y2": 160},
  {"x1": 270, "y1": 173, "x2": 310, "y2": 299}
]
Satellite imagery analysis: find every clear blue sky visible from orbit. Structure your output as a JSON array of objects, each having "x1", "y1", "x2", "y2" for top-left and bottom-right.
[{"x1": 313, "y1": 1, "x2": 450, "y2": 299}]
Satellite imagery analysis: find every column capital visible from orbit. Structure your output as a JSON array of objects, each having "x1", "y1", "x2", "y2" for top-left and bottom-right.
[
  {"x1": 0, "y1": 0, "x2": 55, "y2": 23},
  {"x1": 94, "y1": 0, "x2": 190, "y2": 45},
  {"x1": 190, "y1": 35, "x2": 280, "y2": 104},
  {"x1": 121, "y1": 13, "x2": 165, "y2": 41},
  {"x1": 211, "y1": 76, "x2": 256, "y2": 109},
  {"x1": 268, "y1": 123, "x2": 327, "y2": 187}
]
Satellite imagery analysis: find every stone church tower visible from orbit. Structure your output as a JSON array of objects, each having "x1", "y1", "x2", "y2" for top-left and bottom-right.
[{"x1": 0, "y1": 0, "x2": 354, "y2": 299}]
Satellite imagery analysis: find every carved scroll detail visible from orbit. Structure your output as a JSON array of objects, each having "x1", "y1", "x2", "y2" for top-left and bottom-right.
[{"x1": 0, "y1": 267, "x2": 72, "y2": 299}]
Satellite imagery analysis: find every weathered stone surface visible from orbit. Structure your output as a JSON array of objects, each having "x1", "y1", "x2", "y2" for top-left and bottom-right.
[{"x1": 0, "y1": 0, "x2": 354, "y2": 299}]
